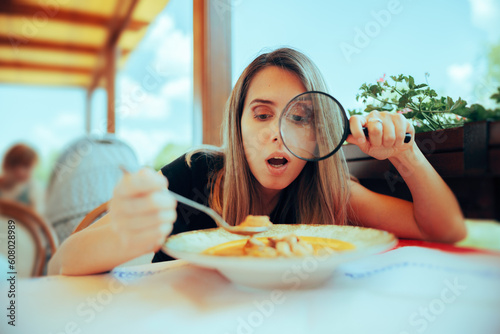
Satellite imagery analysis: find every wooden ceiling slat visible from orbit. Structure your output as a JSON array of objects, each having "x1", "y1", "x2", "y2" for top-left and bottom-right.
[
  {"x1": 0, "y1": 2, "x2": 148, "y2": 31},
  {"x1": 0, "y1": 60, "x2": 92, "y2": 75},
  {"x1": 0, "y1": 35, "x2": 98, "y2": 54},
  {"x1": 0, "y1": 35, "x2": 132, "y2": 55},
  {"x1": 0, "y1": 0, "x2": 169, "y2": 87}
]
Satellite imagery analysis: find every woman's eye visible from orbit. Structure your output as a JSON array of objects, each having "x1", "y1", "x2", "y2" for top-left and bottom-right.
[
  {"x1": 253, "y1": 106, "x2": 273, "y2": 121},
  {"x1": 255, "y1": 114, "x2": 272, "y2": 120},
  {"x1": 288, "y1": 114, "x2": 310, "y2": 125}
]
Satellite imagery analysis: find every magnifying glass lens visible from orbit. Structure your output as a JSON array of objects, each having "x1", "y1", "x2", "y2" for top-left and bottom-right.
[{"x1": 280, "y1": 92, "x2": 348, "y2": 161}]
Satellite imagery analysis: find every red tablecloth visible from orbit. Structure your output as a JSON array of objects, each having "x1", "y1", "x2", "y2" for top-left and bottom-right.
[{"x1": 393, "y1": 239, "x2": 500, "y2": 256}]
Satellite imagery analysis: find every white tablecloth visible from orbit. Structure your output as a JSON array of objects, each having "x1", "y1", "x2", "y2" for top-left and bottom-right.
[{"x1": 1, "y1": 246, "x2": 500, "y2": 334}]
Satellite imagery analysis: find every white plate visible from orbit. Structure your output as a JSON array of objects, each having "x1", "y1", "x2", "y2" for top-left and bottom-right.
[{"x1": 162, "y1": 224, "x2": 397, "y2": 290}]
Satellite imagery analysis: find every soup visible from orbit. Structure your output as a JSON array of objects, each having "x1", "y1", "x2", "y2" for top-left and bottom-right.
[{"x1": 203, "y1": 234, "x2": 355, "y2": 257}]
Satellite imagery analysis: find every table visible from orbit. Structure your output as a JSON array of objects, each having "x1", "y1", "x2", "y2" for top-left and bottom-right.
[{"x1": 1, "y1": 243, "x2": 500, "y2": 334}]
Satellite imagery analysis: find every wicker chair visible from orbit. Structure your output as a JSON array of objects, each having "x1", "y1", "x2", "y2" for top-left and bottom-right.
[{"x1": 45, "y1": 135, "x2": 139, "y2": 243}]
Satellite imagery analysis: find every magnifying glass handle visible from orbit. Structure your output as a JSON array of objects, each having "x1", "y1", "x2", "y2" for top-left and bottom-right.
[{"x1": 355, "y1": 128, "x2": 412, "y2": 143}]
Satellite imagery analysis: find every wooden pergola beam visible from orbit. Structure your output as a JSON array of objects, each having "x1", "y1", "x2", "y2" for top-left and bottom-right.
[
  {"x1": 0, "y1": 35, "x2": 132, "y2": 55},
  {"x1": 0, "y1": 2, "x2": 148, "y2": 31},
  {"x1": 193, "y1": 0, "x2": 232, "y2": 146},
  {"x1": 85, "y1": 88, "x2": 93, "y2": 134},
  {"x1": 88, "y1": 0, "x2": 140, "y2": 92},
  {"x1": 0, "y1": 60, "x2": 91, "y2": 75},
  {"x1": 105, "y1": 46, "x2": 117, "y2": 133},
  {"x1": 0, "y1": 35, "x2": 98, "y2": 54},
  {"x1": 87, "y1": 0, "x2": 140, "y2": 134}
]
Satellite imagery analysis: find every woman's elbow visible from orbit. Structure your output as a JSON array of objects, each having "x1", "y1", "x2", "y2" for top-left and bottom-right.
[
  {"x1": 427, "y1": 215, "x2": 467, "y2": 244},
  {"x1": 443, "y1": 224, "x2": 467, "y2": 244},
  {"x1": 47, "y1": 254, "x2": 62, "y2": 276},
  {"x1": 448, "y1": 211, "x2": 467, "y2": 243},
  {"x1": 47, "y1": 239, "x2": 72, "y2": 275},
  {"x1": 455, "y1": 223, "x2": 468, "y2": 243}
]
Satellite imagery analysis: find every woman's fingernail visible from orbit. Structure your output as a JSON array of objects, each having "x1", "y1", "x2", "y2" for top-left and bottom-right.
[{"x1": 358, "y1": 137, "x2": 366, "y2": 144}]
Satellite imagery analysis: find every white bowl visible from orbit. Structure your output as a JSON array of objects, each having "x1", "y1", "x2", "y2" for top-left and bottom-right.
[{"x1": 162, "y1": 224, "x2": 397, "y2": 290}]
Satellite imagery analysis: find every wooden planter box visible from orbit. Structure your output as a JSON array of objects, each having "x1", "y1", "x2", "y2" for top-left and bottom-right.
[{"x1": 344, "y1": 121, "x2": 500, "y2": 220}]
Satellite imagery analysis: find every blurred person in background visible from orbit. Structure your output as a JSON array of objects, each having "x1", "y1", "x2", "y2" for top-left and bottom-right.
[{"x1": 0, "y1": 143, "x2": 44, "y2": 214}]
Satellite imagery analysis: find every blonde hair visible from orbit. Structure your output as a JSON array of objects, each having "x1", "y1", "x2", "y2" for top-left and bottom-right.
[{"x1": 188, "y1": 48, "x2": 350, "y2": 226}]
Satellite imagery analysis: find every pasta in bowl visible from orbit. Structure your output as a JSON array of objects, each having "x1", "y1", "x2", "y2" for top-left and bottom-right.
[{"x1": 162, "y1": 224, "x2": 397, "y2": 290}]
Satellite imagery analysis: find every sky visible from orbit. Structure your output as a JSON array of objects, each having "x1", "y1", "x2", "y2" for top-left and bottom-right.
[
  {"x1": 232, "y1": 0, "x2": 499, "y2": 108},
  {"x1": 1, "y1": 0, "x2": 499, "y2": 177}
]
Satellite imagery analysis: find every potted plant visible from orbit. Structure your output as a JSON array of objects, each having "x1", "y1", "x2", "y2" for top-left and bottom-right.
[
  {"x1": 344, "y1": 74, "x2": 500, "y2": 219},
  {"x1": 350, "y1": 74, "x2": 500, "y2": 132}
]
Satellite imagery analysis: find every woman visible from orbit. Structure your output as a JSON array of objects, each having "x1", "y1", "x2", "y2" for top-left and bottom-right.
[
  {"x1": 0, "y1": 143, "x2": 43, "y2": 213},
  {"x1": 48, "y1": 48, "x2": 465, "y2": 276}
]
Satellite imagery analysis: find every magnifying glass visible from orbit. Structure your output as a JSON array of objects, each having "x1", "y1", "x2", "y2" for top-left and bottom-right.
[{"x1": 279, "y1": 91, "x2": 412, "y2": 162}]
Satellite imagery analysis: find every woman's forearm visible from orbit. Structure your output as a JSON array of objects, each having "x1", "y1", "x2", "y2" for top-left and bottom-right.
[
  {"x1": 48, "y1": 220, "x2": 144, "y2": 276},
  {"x1": 389, "y1": 143, "x2": 466, "y2": 243},
  {"x1": 49, "y1": 169, "x2": 176, "y2": 276}
]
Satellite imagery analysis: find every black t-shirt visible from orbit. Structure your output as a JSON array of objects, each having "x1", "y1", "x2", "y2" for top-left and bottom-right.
[{"x1": 152, "y1": 152, "x2": 298, "y2": 262}]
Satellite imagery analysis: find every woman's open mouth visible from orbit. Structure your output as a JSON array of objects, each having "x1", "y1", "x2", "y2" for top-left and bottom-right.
[
  {"x1": 267, "y1": 157, "x2": 288, "y2": 168},
  {"x1": 266, "y1": 156, "x2": 289, "y2": 175}
]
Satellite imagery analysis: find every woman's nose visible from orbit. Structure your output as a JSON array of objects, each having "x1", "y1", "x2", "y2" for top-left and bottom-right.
[
  {"x1": 257, "y1": 119, "x2": 282, "y2": 144},
  {"x1": 271, "y1": 120, "x2": 282, "y2": 143},
  {"x1": 272, "y1": 132, "x2": 280, "y2": 142}
]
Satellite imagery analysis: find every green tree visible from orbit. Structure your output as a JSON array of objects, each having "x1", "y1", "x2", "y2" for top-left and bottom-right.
[
  {"x1": 153, "y1": 142, "x2": 191, "y2": 171},
  {"x1": 488, "y1": 42, "x2": 500, "y2": 83},
  {"x1": 34, "y1": 149, "x2": 60, "y2": 186}
]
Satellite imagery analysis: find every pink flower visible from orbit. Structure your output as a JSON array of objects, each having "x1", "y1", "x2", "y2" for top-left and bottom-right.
[
  {"x1": 455, "y1": 115, "x2": 463, "y2": 120},
  {"x1": 377, "y1": 74, "x2": 386, "y2": 83},
  {"x1": 397, "y1": 108, "x2": 412, "y2": 114}
]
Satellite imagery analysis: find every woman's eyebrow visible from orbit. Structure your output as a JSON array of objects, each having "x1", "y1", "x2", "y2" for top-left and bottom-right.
[{"x1": 248, "y1": 98, "x2": 276, "y2": 106}]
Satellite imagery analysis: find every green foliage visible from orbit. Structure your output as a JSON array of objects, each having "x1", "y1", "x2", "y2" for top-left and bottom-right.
[
  {"x1": 352, "y1": 74, "x2": 500, "y2": 133},
  {"x1": 33, "y1": 149, "x2": 60, "y2": 185},
  {"x1": 153, "y1": 142, "x2": 191, "y2": 171},
  {"x1": 487, "y1": 43, "x2": 500, "y2": 83},
  {"x1": 491, "y1": 87, "x2": 500, "y2": 104}
]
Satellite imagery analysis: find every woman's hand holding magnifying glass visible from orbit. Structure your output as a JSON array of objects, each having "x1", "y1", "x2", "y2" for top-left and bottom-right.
[{"x1": 347, "y1": 110, "x2": 415, "y2": 161}]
